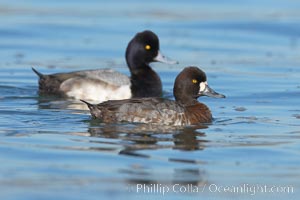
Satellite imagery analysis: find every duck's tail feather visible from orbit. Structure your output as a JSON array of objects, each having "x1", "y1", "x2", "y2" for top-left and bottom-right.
[
  {"x1": 80, "y1": 99, "x2": 101, "y2": 119},
  {"x1": 32, "y1": 67, "x2": 44, "y2": 78},
  {"x1": 80, "y1": 99, "x2": 94, "y2": 109}
]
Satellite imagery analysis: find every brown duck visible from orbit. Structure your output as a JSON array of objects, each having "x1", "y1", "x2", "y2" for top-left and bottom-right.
[{"x1": 81, "y1": 66, "x2": 225, "y2": 126}]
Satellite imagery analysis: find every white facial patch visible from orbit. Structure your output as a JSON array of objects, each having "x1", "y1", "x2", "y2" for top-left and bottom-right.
[{"x1": 199, "y1": 81, "x2": 208, "y2": 92}]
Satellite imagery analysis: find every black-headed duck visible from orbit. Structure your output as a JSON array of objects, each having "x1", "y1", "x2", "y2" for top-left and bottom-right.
[
  {"x1": 32, "y1": 30, "x2": 177, "y2": 102},
  {"x1": 81, "y1": 66, "x2": 225, "y2": 126}
]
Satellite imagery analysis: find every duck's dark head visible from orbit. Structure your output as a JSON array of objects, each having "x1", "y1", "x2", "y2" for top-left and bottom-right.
[
  {"x1": 173, "y1": 66, "x2": 225, "y2": 106},
  {"x1": 126, "y1": 30, "x2": 177, "y2": 72}
]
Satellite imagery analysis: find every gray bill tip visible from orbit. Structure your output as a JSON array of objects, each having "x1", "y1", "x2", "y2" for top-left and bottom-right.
[
  {"x1": 154, "y1": 50, "x2": 178, "y2": 64},
  {"x1": 199, "y1": 84, "x2": 225, "y2": 98}
]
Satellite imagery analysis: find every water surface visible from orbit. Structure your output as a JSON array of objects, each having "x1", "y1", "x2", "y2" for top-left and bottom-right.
[{"x1": 0, "y1": 0, "x2": 300, "y2": 199}]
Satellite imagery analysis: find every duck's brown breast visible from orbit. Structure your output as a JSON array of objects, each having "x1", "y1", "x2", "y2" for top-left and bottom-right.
[{"x1": 184, "y1": 103, "x2": 212, "y2": 124}]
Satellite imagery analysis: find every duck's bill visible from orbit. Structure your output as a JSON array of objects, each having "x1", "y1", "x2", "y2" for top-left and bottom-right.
[
  {"x1": 154, "y1": 50, "x2": 179, "y2": 64},
  {"x1": 198, "y1": 82, "x2": 225, "y2": 98}
]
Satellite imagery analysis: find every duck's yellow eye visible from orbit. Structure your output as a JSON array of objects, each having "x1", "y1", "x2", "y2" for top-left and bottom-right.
[
  {"x1": 192, "y1": 79, "x2": 198, "y2": 84},
  {"x1": 145, "y1": 45, "x2": 151, "y2": 50}
]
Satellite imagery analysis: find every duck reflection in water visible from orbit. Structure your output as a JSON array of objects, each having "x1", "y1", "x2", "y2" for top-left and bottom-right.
[
  {"x1": 87, "y1": 123, "x2": 209, "y2": 190},
  {"x1": 88, "y1": 123, "x2": 209, "y2": 152}
]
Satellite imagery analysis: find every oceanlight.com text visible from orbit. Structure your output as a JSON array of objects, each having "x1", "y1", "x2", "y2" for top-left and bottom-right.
[{"x1": 128, "y1": 183, "x2": 294, "y2": 196}]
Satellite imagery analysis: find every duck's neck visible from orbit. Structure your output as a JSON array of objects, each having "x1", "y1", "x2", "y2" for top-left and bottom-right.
[
  {"x1": 129, "y1": 63, "x2": 163, "y2": 98},
  {"x1": 175, "y1": 96, "x2": 199, "y2": 106},
  {"x1": 174, "y1": 90, "x2": 199, "y2": 106}
]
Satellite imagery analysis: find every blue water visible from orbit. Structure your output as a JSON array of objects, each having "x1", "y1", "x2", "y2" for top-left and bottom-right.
[{"x1": 0, "y1": 0, "x2": 300, "y2": 199}]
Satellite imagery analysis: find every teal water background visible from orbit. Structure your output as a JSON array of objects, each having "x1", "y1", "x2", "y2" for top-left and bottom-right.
[{"x1": 0, "y1": 0, "x2": 300, "y2": 199}]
